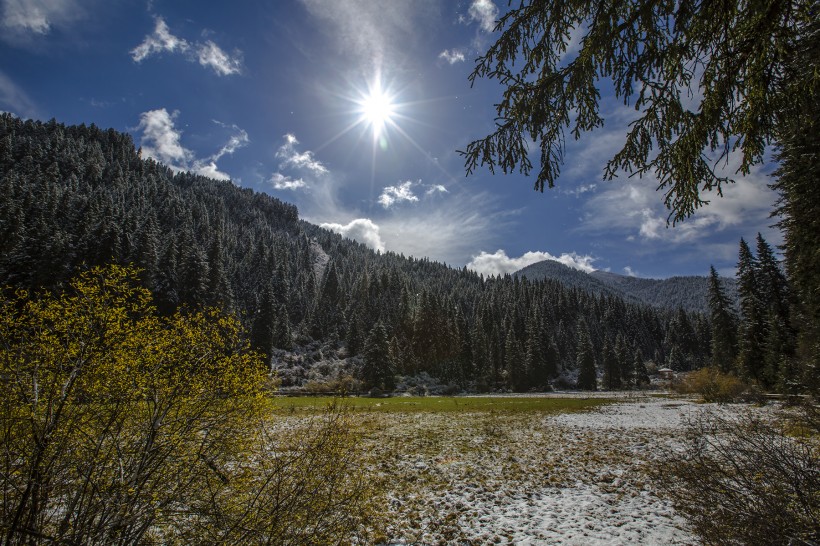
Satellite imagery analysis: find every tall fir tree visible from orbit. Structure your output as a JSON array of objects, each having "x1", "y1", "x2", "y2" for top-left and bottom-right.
[
  {"x1": 362, "y1": 322, "x2": 395, "y2": 391},
  {"x1": 754, "y1": 233, "x2": 794, "y2": 388},
  {"x1": 736, "y1": 238, "x2": 765, "y2": 381},
  {"x1": 708, "y1": 265, "x2": 738, "y2": 372},
  {"x1": 575, "y1": 320, "x2": 597, "y2": 391},
  {"x1": 250, "y1": 281, "x2": 276, "y2": 366},
  {"x1": 771, "y1": 23, "x2": 820, "y2": 394},
  {"x1": 601, "y1": 340, "x2": 621, "y2": 390}
]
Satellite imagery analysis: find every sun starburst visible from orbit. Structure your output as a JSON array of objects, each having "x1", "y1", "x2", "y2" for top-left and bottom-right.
[{"x1": 357, "y1": 81, "x2": 395, "y2": 138}]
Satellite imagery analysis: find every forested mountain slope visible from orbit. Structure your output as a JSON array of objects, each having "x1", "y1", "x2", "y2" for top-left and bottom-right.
[
  {"x1": 516, "y1": 260, "x2": 737, "y2": 314},
  {"x1": 0, "y1": 114, "x2": 712, "y2": 390}
]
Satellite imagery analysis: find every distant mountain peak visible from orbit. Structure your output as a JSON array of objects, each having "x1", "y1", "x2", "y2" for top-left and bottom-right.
[{"x1": 515, "y1": 259, "x2": 737, "y2": 314}]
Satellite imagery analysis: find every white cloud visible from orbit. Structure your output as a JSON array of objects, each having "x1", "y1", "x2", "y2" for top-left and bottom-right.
[
  {"x1": 320, "y1": 218, "x2": 385, "y2": 252},
  {"x1": 275, "y1": 133, "x2": 328, "y2": 175},
  {"x1": 130, "y1": 17, "x2": 242, "y2": 76},
  {"x1": 466, "y1": 249, "x2": 597, "y2": 277},
  {"x1": 581, "y1": 162, "x2": 778, "y2": 244},
  {"x1": 270, "y1": 172, "x2": 307, "y2": 190},
  {"x1": 425, "y1": 184, "x2": 448, "y2": 195},
  {"x1": 136, "y1": 109, "x2": 246, "y2": 181},
  {"x1": 196, "y1": 40, "x2": 242, "y2": 76},
  {"x1": 131, "y1": 17, "x2": 190, "y2": 62},
  {"x1": 438, "y1": 48, "x2": 465, "y2": 64},
  {"x1": 136, "y1": 108, "x2": 192, "y2": 168},
  {"x1": 378, "y1": 180, "x2": 419, "y2": 208},
  {"x1": 562, "y1": 183, "x2": 597, "y2": 197},
  {"x1": 192, "y1": 160, "x2": 231, "y2": 181},
  {"x1": 0, "y1": 69, "x2": 38, "y2": 117},
  {"x1": 467, "y1": 0, "x2": 498, "y2": 32},
  {"x1": 623, "y1": 266, "x2": 638, "y2": 277},
  {"x1": 1, "y1": 0, "x2": 81, "y2": 36},
  {"x1": 210, "y1": 121, "x2": 249, "y2": 161}
]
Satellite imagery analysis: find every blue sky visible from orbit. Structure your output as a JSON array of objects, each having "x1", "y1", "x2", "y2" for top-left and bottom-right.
[{"x1": 0, "y1": 0, "x2": 782, "y2": 278}]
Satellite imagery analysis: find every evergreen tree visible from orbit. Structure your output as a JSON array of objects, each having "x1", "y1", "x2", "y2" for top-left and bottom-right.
[
  {"x1": 601, "y1": 341, "x2": 621, "y2": 390},
  {"x1": 575, "y1": 320, "x2": 597, "y2": 391},
  {"x1": 667, "y1": 345, "x2": 686, "y2": 372},
  {"x1": 462, "y1": 1, "x2": 814, "y2": 224},
  {"x1": 771, "y1": 32, "x2": 820, "y2": 393},
  {"x1": 345, "y1": 310, "x2": 363, "y2": 356},
  {"x1": 250, "y1": 282, "x2": 276, "y2": 366},
  {"x1": 755, "y1": 233, "x2": 794, "y2": 388},
  {"x1": 736, "y1": 238, "x2": 765, "y2": 381},
  {"x1": 708, "y1": 265, "x2": 738, "y2": 372},
  {"x1": 272, "y1": 304, "x2": 292, "y2": 351},
  {"x1": 361, "y1": 322, "x2": 395, "y2": 391},
  {"x1": 634, "y1": 349, "x2": 650, "y2": 387},
  {"x1": 615, "y1": 334, "x2": 631, "y2": 387},
  {"x1": 504, "y1": 328, "x2": 526, "y2": 391},
  {"x1": 755, "y1": 234, "x2": 790, "y2": 324}
]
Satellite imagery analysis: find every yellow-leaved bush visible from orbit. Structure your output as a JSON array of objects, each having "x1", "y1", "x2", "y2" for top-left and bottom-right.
[{"x1": 1, "y1": 265, "x2": 377, "y2": 545}]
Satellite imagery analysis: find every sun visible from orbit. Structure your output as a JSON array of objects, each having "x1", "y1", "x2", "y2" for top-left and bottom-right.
[{"x1": 357, "y1": 82, "x2": 395, "y2": 138}]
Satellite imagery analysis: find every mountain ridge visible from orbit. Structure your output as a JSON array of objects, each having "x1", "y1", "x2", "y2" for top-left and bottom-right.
[
  {"x1": 0, "y1": 113, "x2": 713, "y2": 391},
  {"x1": 515, "y1": 259, "x2": 738, "y2": 314}
]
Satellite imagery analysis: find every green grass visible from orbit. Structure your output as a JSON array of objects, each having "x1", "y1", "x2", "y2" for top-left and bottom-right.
[{"x1": 269, "y1": 395, "x2": 612, "y2": 414}]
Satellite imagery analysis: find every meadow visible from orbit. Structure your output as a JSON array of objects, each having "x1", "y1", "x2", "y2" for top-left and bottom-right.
[{"x1": 267, "y1": 394, "x2": 699, "y2": 545}]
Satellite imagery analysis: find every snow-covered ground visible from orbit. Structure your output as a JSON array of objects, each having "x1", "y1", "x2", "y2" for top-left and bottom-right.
[{"x1": 367, "y1": 397, "x2": 709, "y2": 545}]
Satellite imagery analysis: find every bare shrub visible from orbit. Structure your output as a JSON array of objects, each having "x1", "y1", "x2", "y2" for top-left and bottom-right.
[
  {"x1": 655, "y1": 406, "x2": 819, "y2": 545},
  {"x1": 180, "y1": 402, "x2": 381, "y2": 545},
  {"x1": 675, "y1": 367, "x2": 750, "y2": 403}
]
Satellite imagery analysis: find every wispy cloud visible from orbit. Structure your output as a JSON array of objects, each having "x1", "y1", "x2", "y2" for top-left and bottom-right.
[
  {"x1": 466, "y1": 249, "x2": 597, "y2": 277},
  {"x1": 376, "y1": 190, "x2": 512, "y2": 265},
  {"x1": 130, "y1": 17, "x2": 189, "y2": 61},
  {"x1": 377, "y1": 180, "x2": 449, "y2": 208},
  {"x1": 136, "y1": 108, "x2": 246, "y2": 181},
  {"x1": 438, "y1": 48, "x2": 465, "y2": 64},
  {"x1": 623, "y1": 266, "x2": 638, "y2": 277},
  {"x1": 270, "y1": 172, "x2": 307, "y2": 190},
  {"x1": 378, "y1": 180, "x2": 419, "y2": 208},
  {"x1": 275, "y1": 133, "x2": 328, "y2": 175},
  {"x1": 1, "y1": 0, "x2": 82, "y2": 38},
  {"x1": 196, "y1": 40, "x2": 242, "y2": 76},
  {"x1": 561, "y1": 183, "x2": 597, "y2": 197},
  {"x1": 466, "y1": 0, "x2": 498, "y2": 32},
  {"x1": 0, "y1": 70, "x2": 39, "y2": 118},
  {"x1": 131, "y1": 17, "x2": 242, "y2": 76},
  {"x1": 210, "y1": 121, "x2": 249, "y2": 161},
  {"x1": 320, "y1": 218, "x2": 385, "y2": 252},
  {"x1": 580, "y1": 164, "x2": 778, "y2": 245},
  {"x1": 299, "y1": 0, "x2": 439, "y2": 67}
]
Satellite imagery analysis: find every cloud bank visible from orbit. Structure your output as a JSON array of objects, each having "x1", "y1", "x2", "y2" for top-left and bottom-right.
[
  {"x1": 466, "y1": 249, "x2": 597, "y2": 277},
  {"x1": 320, "y1": 218, "x2": 385, "y2": 252}
]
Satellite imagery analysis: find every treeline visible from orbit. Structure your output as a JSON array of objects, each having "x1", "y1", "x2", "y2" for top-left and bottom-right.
[
  {"x1": 0, "y1": 114, "x2": 711, "y2": 390},
  {"x1": 708, "y1": 234, "x2": 802, "y2": 393}
]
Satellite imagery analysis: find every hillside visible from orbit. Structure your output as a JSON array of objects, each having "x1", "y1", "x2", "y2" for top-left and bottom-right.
[
  {"x1": 516, "y1": 260, "x2": 738, "y2": 314},
  {"x1": 0, "y1": 114, "x2": 712, "y2": 390}
]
